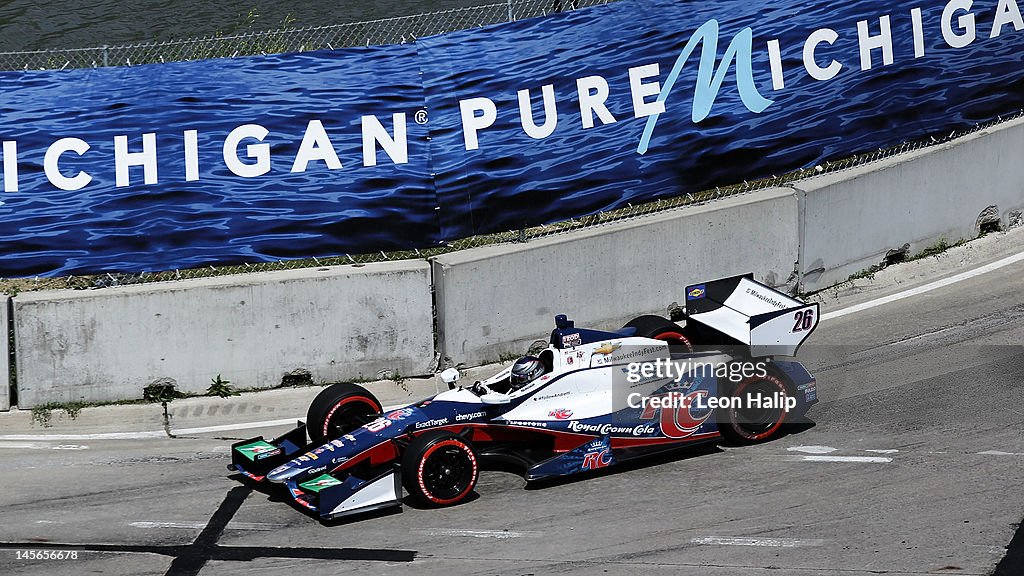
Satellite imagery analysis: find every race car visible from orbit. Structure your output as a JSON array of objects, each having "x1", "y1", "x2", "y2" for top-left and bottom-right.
[{"x1": 228, "y1": 273, "x2": 819, "y2": 520}]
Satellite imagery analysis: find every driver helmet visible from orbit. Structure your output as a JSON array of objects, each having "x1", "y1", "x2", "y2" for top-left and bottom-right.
[{"x1": 510, "y1": 356, "x2": 545, "y2": 390}]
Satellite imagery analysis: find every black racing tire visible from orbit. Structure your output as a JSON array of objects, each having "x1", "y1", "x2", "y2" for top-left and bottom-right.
[
  {"x1": 306, "y1": 383, "x2": 383, "y2": 444},
  {"x1": 623, "y1": 315, "x2": 693, "y2": 352},
  {"x1": 401, "y1": 430, "x2": 479, "y2": 507},
  {"x1": 717, "y1": 374, "x2": 791, "y2": 444}
]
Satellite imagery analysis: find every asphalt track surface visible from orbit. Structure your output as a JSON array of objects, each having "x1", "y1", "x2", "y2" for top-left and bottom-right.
[{"x1": 1, "y1": 256, "x2": 1022, "y2": 575}]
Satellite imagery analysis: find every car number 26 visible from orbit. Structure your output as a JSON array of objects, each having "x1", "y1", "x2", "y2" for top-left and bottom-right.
[{"x1": 792, "y1": 309, "x2": 814, "y2": 332}]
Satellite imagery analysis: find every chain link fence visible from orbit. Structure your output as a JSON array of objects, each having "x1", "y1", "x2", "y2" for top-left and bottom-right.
[
  {"x1": 0, "y1": 0, "x2": 604, "y2": 70},
  {"x1": 0, "y1": 0, "x2": 1018, "y2": 292}
]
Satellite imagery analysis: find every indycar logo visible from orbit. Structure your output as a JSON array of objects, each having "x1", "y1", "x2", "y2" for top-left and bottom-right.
[
  {"x1": 581, "y1": 449, "x2": 613, "y2": 470},
  {"x1": 549, "y1": 408, "x2": 573, "y2": 420},
  {"x1": 639, "y1": 390, "x2": 713, "y2": 439},
  {"x1": 687, "y1": 285, "x2": 706, "y2": 300}
]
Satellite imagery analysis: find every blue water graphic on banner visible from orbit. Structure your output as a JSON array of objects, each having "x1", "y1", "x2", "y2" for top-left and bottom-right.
[
  {"x1": 2, "y1": 0, "x2": 1024, "y2": 276},
  {"x1": 0, "y1": 45, "x2": 436, "y2": 276}
]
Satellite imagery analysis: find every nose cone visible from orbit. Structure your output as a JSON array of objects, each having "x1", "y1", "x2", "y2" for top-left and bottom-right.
[{"x1": 266, "y1": 464, "x2": 303, "y2": 483}]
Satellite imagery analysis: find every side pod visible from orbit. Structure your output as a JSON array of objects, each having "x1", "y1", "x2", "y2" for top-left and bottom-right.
[{"x1": 525, "y1": 436, "x2": 615, "y2": 481}]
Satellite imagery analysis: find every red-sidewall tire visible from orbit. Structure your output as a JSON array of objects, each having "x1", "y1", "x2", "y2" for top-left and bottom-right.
[
  {"x1": 306, "y1": 383, "x2": 382, "y2": 444},
  {"x1": 623, "y1": 315, "x2": 694, "y2": 352},
  {"x1": 401, "y1": 431, "x2": 479, "y2": 507},
  {"x1": 718, "y1": 374, "x2": 790, "y2": 444}
]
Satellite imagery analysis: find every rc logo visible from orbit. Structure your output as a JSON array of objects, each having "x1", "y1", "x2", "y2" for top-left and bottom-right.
[
  {"x1": 640, "y1": 390, "x2": 713, "y2": 438},
  {"x1": 581, "y1": 449, "x2": 613, "y2": 470},
  {"x1": 549, "y1": 408, "x2": 573, "y2": 420}
]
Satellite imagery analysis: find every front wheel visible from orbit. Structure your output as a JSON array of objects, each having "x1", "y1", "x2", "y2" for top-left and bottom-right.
[
  {"x1": 401, "y1": 431, "x2": 479, "y2": 507},
  {"x1": 306, "y1": 383, "x2": 382, "y2": 444},
  {"x1": 717, "y1": 375, "x2": 791, "y2": 444}
]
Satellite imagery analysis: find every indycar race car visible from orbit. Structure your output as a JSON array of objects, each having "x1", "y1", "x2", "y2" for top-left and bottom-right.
[{"x1": 228, "y1": 273, "x2": 819, "y2": 519}]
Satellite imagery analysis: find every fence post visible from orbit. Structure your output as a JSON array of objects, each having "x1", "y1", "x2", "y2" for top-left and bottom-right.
[
  {"x1": 507, "y1": 0, "x2": 513, "y2": 21},
  {"x1": 102, "y1": 45, "x2": 108, "y2": 67}
]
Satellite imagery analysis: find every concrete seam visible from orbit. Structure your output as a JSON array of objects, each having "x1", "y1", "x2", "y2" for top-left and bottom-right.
[
  {"x1": 428, "y1": 257, "x2": 440, "y2": 373},
  {"x1": 786, "y1": 183, "x2": 808, "y2": 294},
  {"x1": 428, "y1": 258, "x2": 445, "y2": 371},
  {"x1": 6, "y1": 295, "x2": 14, "y2": 409}
]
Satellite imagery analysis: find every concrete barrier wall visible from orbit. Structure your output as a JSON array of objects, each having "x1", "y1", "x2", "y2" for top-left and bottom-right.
[
  {"x1": 0, "y1": 298, "x2": 8, "y2": 411},
  {"x1": 13, "y1": 261, "x2": 434, "y2": 408},
  {"x1": 433, "y1": 188, "x2": 799, "y2": 367},
  {"x1": 797, "y1": 117, "x2": 1024, "y2": 292}
]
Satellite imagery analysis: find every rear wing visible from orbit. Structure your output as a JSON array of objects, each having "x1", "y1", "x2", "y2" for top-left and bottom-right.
[{"x1": 684, "y1": 274, "x2": 818, "y2": 357}]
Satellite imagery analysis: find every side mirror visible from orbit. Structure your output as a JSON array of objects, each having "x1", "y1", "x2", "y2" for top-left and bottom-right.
[
  {"x1": 480, "y1": 393, "x2": 511, "y2": 405},
  {"x1": 440, "y1": 367, "x2": 461, "y2": 389}
]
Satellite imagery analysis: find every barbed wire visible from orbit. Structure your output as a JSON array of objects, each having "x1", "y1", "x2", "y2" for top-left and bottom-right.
[{"x1": 0, "y1": 0, "x2": 1017, "y2": 292}]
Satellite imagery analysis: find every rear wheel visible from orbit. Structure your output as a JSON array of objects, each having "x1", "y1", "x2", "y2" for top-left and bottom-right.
[
  {"x1": 306, "y1": 383, "x2": 382, "y2": 444},
  {"x1": 623, "y1": 315, "x2": 693, "y2": 352},
  {"x1": 718, "y1": 374, "x2": 790, "y2": 443},
  {"x1": 401, "y1": 431, "x2": 479, "y2": 507}
]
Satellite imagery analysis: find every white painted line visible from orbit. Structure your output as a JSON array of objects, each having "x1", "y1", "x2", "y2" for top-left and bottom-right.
[
  {"x1": 130, "y1": 521, "x2": 287, "y2": 531},
  {"x1": 173, "y1": 418, "x2": 301, "y2": 435},
  {"x1": 0, "y1": 418, "x2": 301, "y2": 441},
  {"x1": 691, "y1": 537, "x2": 824, "y2": 548},
  {"x1": 864, "y1": 449, "x2": 899, "y2": 454},
  {"x1": 418, "y1": 528, "x2": 542, "y2": 539},
  {"x1": 0, "y1": 441, "x2": 88, "y2": 450},
  {"x1": 0, "y1": 431, "x2": 165, "y2": 441},
  {"x1": 797, "y1": 455, "x2": 892, "y2": 463},
  {"x1": 786, "y1": 445, "x2": 837, "y2": 454},
  {"x1": 821, "y1": 250, "x2": 1024, "y2": 320},
  {"x1": 0, "y1": 405, "x2": 412, "y2": 441},
  {"x1": 977, "y1": 450, "x2": 1024, "y2": 456}
]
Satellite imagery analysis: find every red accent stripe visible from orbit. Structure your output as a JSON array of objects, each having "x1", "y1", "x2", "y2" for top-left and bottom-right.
[{"x1": 415, "y1": 422, "x2": 720, "y2": 451}]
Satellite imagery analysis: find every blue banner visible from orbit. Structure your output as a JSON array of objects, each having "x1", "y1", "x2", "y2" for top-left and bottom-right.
[
  {"x1": 0, "y1": 45, "x2": 436, "y2": 276},
  {"x1": 3, "y1": 0, "x2": 1024, "y2": 276}
]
